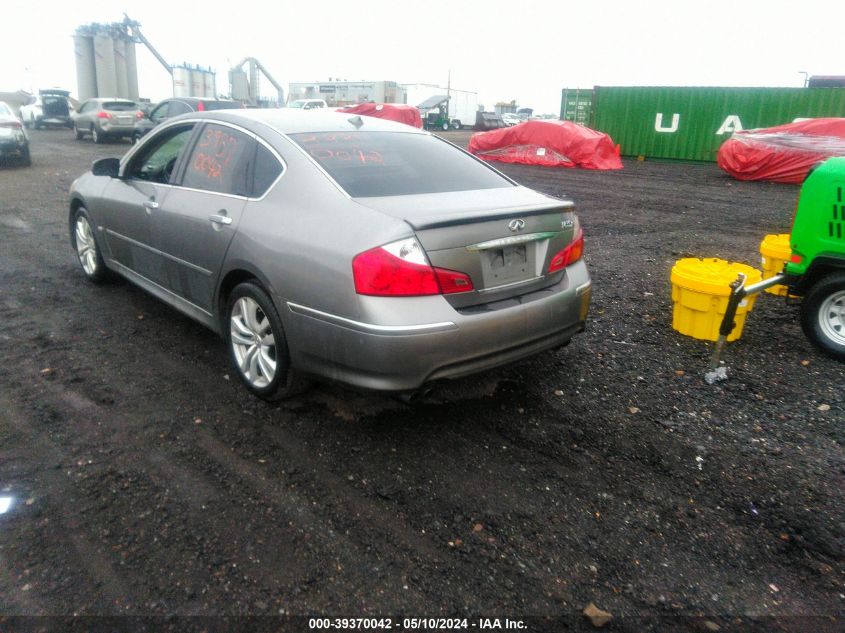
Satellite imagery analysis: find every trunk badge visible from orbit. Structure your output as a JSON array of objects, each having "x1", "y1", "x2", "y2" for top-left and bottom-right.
[{"x1": 508, "y1": 219, "x2": 526, "y2": 232}]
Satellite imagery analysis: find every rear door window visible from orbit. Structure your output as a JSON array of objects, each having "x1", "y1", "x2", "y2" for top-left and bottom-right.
[
  {"x1": 288, "y1": 131, "x2": 512, "y2": 197},
  {"x1": 181, "y1": 123, "x2": 254, "y2": 196}
]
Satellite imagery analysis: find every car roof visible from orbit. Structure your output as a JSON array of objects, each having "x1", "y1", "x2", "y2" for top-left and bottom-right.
[{"x1": 183, "y1": 108, "x2": 429, "y2": 135}]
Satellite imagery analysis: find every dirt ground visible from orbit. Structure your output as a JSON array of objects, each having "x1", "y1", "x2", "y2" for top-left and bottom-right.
[{"x1": 0, "y1": 128, "x2": 842, "y2": 631}]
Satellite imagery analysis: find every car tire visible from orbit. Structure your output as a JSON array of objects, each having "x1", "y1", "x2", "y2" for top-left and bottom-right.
[
  {"x1": 18, "y1": 145, "x2": 31, "y2": 167},
  {"x1": 226, "y1": 282, "x2": 308, "y2": 400},
  {"x1": 91, "y1": 126, "x2": 103, "y2": 144},
  {"x1": 70, "y1": 206, "x2": 112, "y2": 284},
  {"x1": 132, "y1": 132, "x2": 141, "y2": 145},
  {"x1": 74, "y1": 124, "x2": 84, "y2": 140},
  {"x1": 799, "y1": 271, "x2": 845, "y2": 361},
  {"x1": 451, "y1": 120, "x2": 462, "y2": 130}
]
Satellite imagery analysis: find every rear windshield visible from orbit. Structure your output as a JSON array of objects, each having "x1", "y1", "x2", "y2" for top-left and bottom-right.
[
  {"x1": 202, "y1": 101, "x2": 241, "y2": 111},
  {"x1": 103, "y1": 101, "x2": 137, "y2": 111},
  {"x1": 289, "y1": 132, "x2": 513, "y2": 197}
]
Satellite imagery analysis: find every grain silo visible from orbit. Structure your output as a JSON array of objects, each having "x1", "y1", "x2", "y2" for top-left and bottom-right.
[
  {"x1": 73, "y1": 34, "x2": 97, "y2": 101},
  {"x1": 74, "y1": 23, "x2": 139, "y2": 100}
]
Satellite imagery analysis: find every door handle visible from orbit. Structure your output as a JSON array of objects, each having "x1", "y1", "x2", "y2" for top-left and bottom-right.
[
  {"x1": 143, "y1": 200, "x2": 159, "y2": 211},
  {"x1": 209, "y1": 214, "x2": 233, "y2": 226}
]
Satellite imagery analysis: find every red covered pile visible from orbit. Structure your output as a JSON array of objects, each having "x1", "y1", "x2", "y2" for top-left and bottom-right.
[
  {"x1": 717, "y1": 118, "x2": 845, "y2": 184},
  {"x1": 468, "y1": 119, "x2": 622, "y2": 170},
  {"x1": 337, "y1": 103, "x2": 422, "y2": 128}
]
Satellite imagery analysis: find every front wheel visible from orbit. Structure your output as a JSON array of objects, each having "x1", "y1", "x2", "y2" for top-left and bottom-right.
[
  {"x1": 441, "y1": 121, "x2": 449, "y2": 131},
  {"x1": 800, "y1": 271, "x2": 845, "y2": 361},
  {"x1": 70, "y1": 207, "x2": 111, "y2": 283},
  {"x1": 226, "y1": 282, "x2": 308, "y2": 400}
]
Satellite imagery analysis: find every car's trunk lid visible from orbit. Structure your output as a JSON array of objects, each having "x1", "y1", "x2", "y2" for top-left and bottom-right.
[{"x1": 355, "y1": 187, "x2": 578, "y2": 307}]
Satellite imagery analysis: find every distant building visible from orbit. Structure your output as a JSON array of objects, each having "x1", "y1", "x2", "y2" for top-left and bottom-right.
[{"x1": 288, "y1": 80, "x2": 405, "y2": 107}]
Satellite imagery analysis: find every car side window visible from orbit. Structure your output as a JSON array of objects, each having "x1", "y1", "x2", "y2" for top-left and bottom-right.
[
  {"x1": 251, "y1": 143, "x2": 284, "y2": 197},
  {"x1": 168, "y1": 101, "x2": 193, "y2": 117},
  {"x1": 127, "y1": 125, "x2": 196, "y2": 184},
  {"x1": 181, "y1": 123, "x2": 254, "y2": 196},
  {"x1": 150, "y1": 103, "x2": 169, "y2": 123}
]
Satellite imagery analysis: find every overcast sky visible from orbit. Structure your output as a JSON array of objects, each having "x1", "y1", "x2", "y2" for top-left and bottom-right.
[{"x1": 3, "y1": 0, "x2": 842, "y2": 114}]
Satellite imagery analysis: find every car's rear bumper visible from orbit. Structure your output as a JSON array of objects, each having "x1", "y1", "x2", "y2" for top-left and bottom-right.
[
  {"x1": 97, "y1": 122, "x2": 137, "y2": 136},
  {"x1": 281, "y1": 260, "x2": 591, "y2": 391},
  {"x1": 38, "y1": 116, "x2": 72, "y2": 126},
  {"x1": 0, "y1": 138, "x2": 28, "y2": 156}
]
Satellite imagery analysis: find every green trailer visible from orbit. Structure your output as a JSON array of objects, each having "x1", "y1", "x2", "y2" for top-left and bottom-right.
[{"x1": 711, "y1": 157, "x2": 845, "y2": 376}]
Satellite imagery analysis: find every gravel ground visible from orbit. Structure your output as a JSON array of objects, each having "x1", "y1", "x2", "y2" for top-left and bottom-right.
[{"x1": 0, "y1": 128, "x2": 842, "y2": 631}]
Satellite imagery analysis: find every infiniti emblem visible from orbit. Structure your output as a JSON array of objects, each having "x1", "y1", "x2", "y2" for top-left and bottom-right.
[{"x1": 508, "y1": 218, "x2": 526, "y2": 232}]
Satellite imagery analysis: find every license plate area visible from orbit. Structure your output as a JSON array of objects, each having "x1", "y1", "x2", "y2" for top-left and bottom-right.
[
  {"x1": 117, "y1": 117, "x2": 132, "y2": 125},
  {"x1": 481, "y1": 243, "x2": 535, "y2": 287}
]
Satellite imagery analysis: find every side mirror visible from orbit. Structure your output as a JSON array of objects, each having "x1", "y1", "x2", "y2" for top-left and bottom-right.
[{"x1": 92, "y1": 157, "x2": 120, "y2": 178}]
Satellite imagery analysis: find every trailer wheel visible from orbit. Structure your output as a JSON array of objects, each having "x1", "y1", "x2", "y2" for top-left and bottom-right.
[{"x1": 800, "y1": 271, "x2": 845, "y2": 361}]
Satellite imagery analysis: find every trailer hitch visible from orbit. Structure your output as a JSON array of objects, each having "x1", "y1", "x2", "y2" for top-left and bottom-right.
[{"x1": 705, "y1": 272, "x2": 788, "y2": 384}]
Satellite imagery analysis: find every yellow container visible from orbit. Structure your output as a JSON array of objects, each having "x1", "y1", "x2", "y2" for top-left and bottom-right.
[
  {"x1": 671, "y1": 258, "x2": 762, "y2": 342},
  {"x1": 759, "y1": 233, "x2": 791, "y2": 296}
]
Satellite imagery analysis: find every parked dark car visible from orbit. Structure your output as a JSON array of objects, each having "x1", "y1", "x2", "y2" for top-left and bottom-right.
[
  {"x1": 0, "y1": 101, "x2": 30, "y2": 166},
  {"x1": 69, "y1": 110, "x2": 590, "y2": 400},
  {"x1": 133, "y1": 98, "x2": 243, "y2": 143}
]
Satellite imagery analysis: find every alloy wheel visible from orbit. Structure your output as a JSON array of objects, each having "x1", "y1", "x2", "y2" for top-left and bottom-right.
[
  {"x1": 75, "y1": 215, "x2": 98, "y2": 276},
  {"x1": 230, "y1": 297, "x2": 277, "y2": 388}
]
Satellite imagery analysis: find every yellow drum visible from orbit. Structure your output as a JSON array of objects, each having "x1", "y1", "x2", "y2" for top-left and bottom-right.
[
  {"x1": 759, "y1": 233, "x2": 791, "y2": 296},
  {"x1": 671, "y1": 258, "x2": 762, "y2": 342}
]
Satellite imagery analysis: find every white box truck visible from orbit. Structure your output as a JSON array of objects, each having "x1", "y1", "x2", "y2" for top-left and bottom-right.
[{"x1": 402, "y1": 83, "x2": 478, "y2": 130}]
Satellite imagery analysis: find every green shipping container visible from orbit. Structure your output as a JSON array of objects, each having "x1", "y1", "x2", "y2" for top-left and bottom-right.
[
  {"x1": 590, "y1": 86, "x2": 845, "y2": 161},
  {"x1": 560, "y1": 88, "x2": 593, "y2": 125}
]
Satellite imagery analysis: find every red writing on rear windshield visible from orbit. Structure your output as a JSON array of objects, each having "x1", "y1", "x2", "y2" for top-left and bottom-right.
[
  {"x1": 190, "y1": 128, "x2": 239, "y2": 182},
  {"x1": 299, "y1": 133, "x2": 385, "y2": 165}
]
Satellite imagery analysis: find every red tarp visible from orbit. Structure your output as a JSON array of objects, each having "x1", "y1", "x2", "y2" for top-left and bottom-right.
[
  {"x1": 467, "y1": 119, "x2": 623, "y2": 170},
  {"x1": 338, "y1": 103, "x2": 422, "y2": 128},
  {"x1": 717, "y1": 118, "x2": 845, "y2": 184}
]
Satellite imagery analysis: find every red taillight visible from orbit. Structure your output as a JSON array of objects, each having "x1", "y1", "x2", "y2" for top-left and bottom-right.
[
  {"x1": 197, "y1": 101, "x2": 205, "y2": 112},
  {"x1": 97, "y1": 111, "x2": 112, "y2": 119},
  {"x1": 790, "y1": 253, "x2": 803, "y2": 264},
  {"x1": 548, "y1": 229, "x2": 584, "y2": 273},
  {"x1": 435, "y1": 267, "x2": 474, "y2": 294},
  {"x1": 136, "y1": 111, "x2": 145, "y2": 119},
  {"x1": 353, "y1": 238, "x2": 473, "y2": 296}
]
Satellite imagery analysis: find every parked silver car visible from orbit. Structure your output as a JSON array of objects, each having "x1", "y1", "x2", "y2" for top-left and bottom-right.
[
  {"x1": 72, "y1": 98, "x2": 144, "y2": 143},
  {"x1": 68, "y1": 110, "x2": 590, "y2": 399}
]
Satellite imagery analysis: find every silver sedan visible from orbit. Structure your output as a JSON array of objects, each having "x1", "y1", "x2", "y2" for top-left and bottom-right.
[{"x1": 68, "y1": 110, "x2": 591, "y2": 399}]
